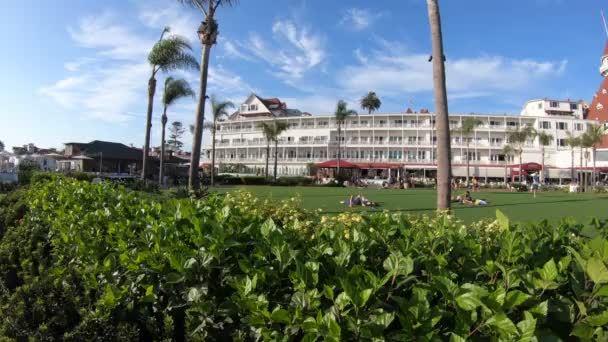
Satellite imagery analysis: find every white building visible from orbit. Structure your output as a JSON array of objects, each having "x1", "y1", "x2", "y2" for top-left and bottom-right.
[{"x1": 202, "y1": 94, "x2": 606, "y2": 183}]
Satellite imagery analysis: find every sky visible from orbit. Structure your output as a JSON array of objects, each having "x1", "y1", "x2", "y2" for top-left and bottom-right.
[{"x1": 1, "y1": 0, "x2": 607, "y2": 151}]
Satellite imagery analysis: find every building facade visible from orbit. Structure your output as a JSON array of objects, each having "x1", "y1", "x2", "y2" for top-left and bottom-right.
[{"x1": 203, "y1": 95, "x2": 606, "y2": 182}]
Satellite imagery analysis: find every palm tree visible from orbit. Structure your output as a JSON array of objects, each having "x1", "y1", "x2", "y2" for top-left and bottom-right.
[
  {"x1": 507, "y1": 125, "x2": 535, "y2": 183},
  {"x1": 177, "y1": 0, "x2": 238, "y2": 192},
  {"x1": 580, "y1": 132, "x2": 595, "y2": 192},
  {"x1": 536, "y1": 131, "x2": 553, "y2": 184},
  {"x1": 334, "y1": 100, "x2": 357, "y2": 175},
  {"x1": 501, "y1": 145, "x2": 514, "y2": 183},
  {"x1": 565, "y1": 132, "x2": 580, "y2": 182},
  {"x1": 0, "y1": 140, "x2": 4, "y2": 152},
  {"x1": 360, "y1": 91, "x2": 381, "y2": 114},
  {"x1": 426, "y1": 0, "x2": 452, "y2": 210},
  {"x1": 260, "y1": 120, "x2": 288, "y2": 182},
  {"x1": 206, "y1": 97, "x2": 234, "y2": 186},
  {"x1": 451, "y1": 117, "x2": 482, "y2": 183},
  {"x1": 142, "y1": 27, "x2": 199, "y2": 181},
  {"x1": 159, "y1": 78, "x2": 195, "y2": 186},
  {"x1": 584, "y1": 123, "x2": 606, "y2": 186}
]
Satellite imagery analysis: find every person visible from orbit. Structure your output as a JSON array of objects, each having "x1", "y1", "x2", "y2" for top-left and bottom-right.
[
  {"x1": 471, "y1": 177, "x2": 479, "y2": 191},
  {"x1": 360, "y1": 194, "x2": 376, "y2": 207},
  {"x1": 531, "y1": 172, "x2": 540, "y2": 198},
  {"x1": 340, "y1": 195, "x2": 362, "y2": 207},
  {"x1": 462, "y1": 190, "x2": 474, "y2": 205}
]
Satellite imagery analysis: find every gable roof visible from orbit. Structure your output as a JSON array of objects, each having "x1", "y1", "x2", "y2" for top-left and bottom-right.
[{"x1": 66, "y1": 140, "x2": 142, "y2": 160}]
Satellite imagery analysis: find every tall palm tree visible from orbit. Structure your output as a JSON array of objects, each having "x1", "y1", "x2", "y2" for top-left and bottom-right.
[
  {"x1": 565, "y1": 132, "x2": 580, "y2": 182},
  {"x1": 451, "y1": 117, "x2": 482, "y2": 183},
  {"x1": 501, "y1": 145, "x2": 514, "y2": 183},
  {"x1": 427, "y1": 0, "x2": 452, "y2": 210},
  {"x1": 177, "y1": 0, "x2": 238, "y2": 192},
  {"x1": 207, "y1": 97, "x2": 234, "y2": 186},
  {"x1": 536, "y1": 130, "x2": 553, "y2": 183},
  {"x1": 0, "y1": 140, "x2": 4, "y2": 152},
  {"x1": 334, "y1": 100, "x2": 357, "y2": 175},
  {"x1": 580, "y1": 132, "x2": 595, "y2": 192},
  {"x1": 507, "y1": 125, "x2": 535, "y2": 183},
  {"x1": 584, "y1": 123, "x2": 606, "y2": 186},
  {"x1": 260, "y1": 120, "x2": 288, "y2": 182},
  {"x1": 159, "y1": 78, "x2": 195, "y2": 186},
  {"x1": 360, "y1": 91, "x2": 381, "y2": 114},
  {"x1": 142, "y1": 27, "x2": 199, "y2": 181}
]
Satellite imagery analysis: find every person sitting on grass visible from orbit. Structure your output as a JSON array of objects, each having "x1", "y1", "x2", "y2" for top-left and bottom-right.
[
  {"x1": 459, "y1": 190, "x2": 489, "y2": 206},
  {"x1": 360, "y1": 194, "x2": 376, "y2": 207},
  {"x1": 340, "y1": 195, "x2": 362, "y2": 207}
]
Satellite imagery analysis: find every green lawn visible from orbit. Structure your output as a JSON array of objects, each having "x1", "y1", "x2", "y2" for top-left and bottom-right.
[{"x1": 212, "y1": 186, "x2": 608, "y2": 224}]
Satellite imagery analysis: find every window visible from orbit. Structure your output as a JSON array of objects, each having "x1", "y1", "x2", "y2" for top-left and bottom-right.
[
  {"x1": 557, "y1": 138, "x2": 566, "y2": 147},
  {"x1": 538, "y1": 103, "x2": 542, "y2": 109},
  {"x1": 575, "y1": 123, "x2": 584, "y2": 131},
  {"x1": 570, "y1": 103, "x2": 578, "y2": 110},
  {"x1": 450, "y1": 120, "x2": 459, "y2": 127},
  {"x1": 417, "y1": 151, "x2": 426, "y2": 160},
  {"x1": 394, "y1": 120, "x2": 403, "y2": 125},
  {"x1": 360, "y1": 120, "x2": 368, "y2": 126},
  {"x1": 490, "y1": 120, "x2": 502, "y2": 127},
  {"x1": 378, "y1": 120, "x2": 386, "y2": 127},
  {"x1": 490, "y1": 137, "x2": 503, "y2": 145},
  {"x1": 557, "y1": 122, "x2": 568, "y2": 130},
  {"x1": 249, "y1": 104, "x2": 258, "y2": 111},
  {"x1": 540, "y1": 121, "x2": 551, "y2": 129},
  {"x1": 466, "y1": 151, "x2": 479, "y2": 161},
  {"x1": 240, "y1": 104, "x2": 248, "y2": 112},
  {"x1": 507, "y1": 121, "x2": 518, "y2": 127},
  {"x1": 550, "y1": 101, "x2": 559, "y2": 108}
]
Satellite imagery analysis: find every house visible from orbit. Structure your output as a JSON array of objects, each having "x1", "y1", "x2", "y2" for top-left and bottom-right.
[
  {"x1": 228, "y1": 94, "x2": 309, "y2": 121},
  {"x1": 59, "y1": 140, "x2": 142, "y2": 174}
]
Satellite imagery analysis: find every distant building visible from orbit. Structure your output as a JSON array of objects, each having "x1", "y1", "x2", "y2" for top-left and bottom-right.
[{"x1": 59, "y1": 140, "x2": 142, "y2": 174}]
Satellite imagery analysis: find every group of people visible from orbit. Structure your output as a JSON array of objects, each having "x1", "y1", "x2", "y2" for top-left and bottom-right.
[
  {"x1": 340, "y1": 194, "x2": 376, "y2": 207},
  {"x1": 451, "y1": 177, "x2": 480, "y2": 191},
  {"x1": 453, "y1": 190, "x2": 488, "y2": 206}
]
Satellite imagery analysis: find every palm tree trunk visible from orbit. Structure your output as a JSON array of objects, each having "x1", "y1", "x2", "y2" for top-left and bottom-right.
[
  {"x1": 593, "y1": 147, "x2": 597, "y2": 187},
  {"x1": 427, "y1": 0, "x2": 451, "y2": 210},
  {"x1": 579, "y1": 145, "x2": 583, "y2": 190},
  {"x1": 265, "y1": 142, "x2": 270, "y2": 180},
  {"x1": 465, "y1": 142, "x2": 470, "y2": 183},
  {"x1": 541, "y1": 146, "x2": 545, "y2": 184},
  {"x1": 188, "y1": 43, "x2": 212, "y2": 191},
  {"x1": 519, "y1": 151, "x2": 523, "y2": 183},
  {"x1": 211, "y1": 126, "x2": 216, "y2": 186},
  {"x1": 142, "y1": 76, "x2": 156, "y2": 181},
  {"x1": 571, "y1": 147, "x2": 575, "y2": 181},
  {"x1": 159, "y1": 110, "x2": 167, "y2": 187},
  {"x1": 336, "y1": 123, "x2": 341, "y2": 176},
  {"x1": 274, "y1": 140, "x2": 279, "y2": 183}
]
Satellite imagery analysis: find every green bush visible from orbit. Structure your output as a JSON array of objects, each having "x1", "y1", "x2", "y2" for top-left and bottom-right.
[
  {"x1": 240, "y1": 176, "x2": 267, "y2": 185},
  {"x1": 276, "y1": 176, "x2": 313, "y2": 186},
  {"x1": 0, "y1": 182, "x2": 17, "y2": 194},
  {"x1": 1, "y1": 179, "x2": 608, "y2": 340},
  {"x1": 17, "y1": 160, "x2": 40, "y2": 185}
]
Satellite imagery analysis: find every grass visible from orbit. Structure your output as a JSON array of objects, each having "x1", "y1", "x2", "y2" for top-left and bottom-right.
[{"x1": 212, "y1": 186, "x2": 608, "y2": 224}]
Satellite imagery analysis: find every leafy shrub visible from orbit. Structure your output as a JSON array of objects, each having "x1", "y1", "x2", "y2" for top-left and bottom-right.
[
  {"x1": 240, "y1": 176, "x2": 267, "y2": 185},
  {"x1": 66, "y1": 171, "x2": 95, "y2": 182},
  {"x1": 1, "y1": 179, "x2": 608, "y2": 340},
  {"x1": 0, "y1": 182, "x2": 17, "y2": 194},
  {"x1": 124, "y1": 179, "x2": 160, "y2": 193},
  {"x1": 275, "y1": 176, "x2": 313, "y2": 186},
  {"x1": 17, "y1": 160, "x2": 40, "y2": 185}
]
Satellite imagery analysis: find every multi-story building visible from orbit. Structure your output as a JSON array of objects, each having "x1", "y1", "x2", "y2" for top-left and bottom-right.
[{"x1": 202, "y1": 41, "x2": 608, "y2": 183}]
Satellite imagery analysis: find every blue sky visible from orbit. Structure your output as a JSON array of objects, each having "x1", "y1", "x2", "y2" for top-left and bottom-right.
[{"x1": 1, "y1": 0, "x2": 606, "y2": 150}]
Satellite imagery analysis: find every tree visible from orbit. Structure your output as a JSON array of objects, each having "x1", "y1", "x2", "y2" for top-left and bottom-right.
[
  {"x1": 177, "y1": 0, "x2": 238, "y2": 192},
  {"x1": 565, "y1": 132, "x2": 580, "y2": 182},
  {"x1": 334, "y1": 100, "x2": 357, "y2": 176},
  {"x1": 501, "y1": 145, "x2": 514, "y2": 183},
  {"x1": 536, "y1": 130, "x2": 553, "y2": 183},
  {"x1": 451, "y1": 117, "x2": 482, "y2": 183},
  {"x1": 260, "y1": 120, "x2": 288, "y2": 182},
  {"x1": 207, "y1": 96, "x2": 234, "y2": 186},
  {"x1": 507, "y1": 125, "x2": 535, "y2": 183},
  {"x1": 142, "y1": 27, "x2": 199, "y2": 182},
  {"x1": 426, "y1": 0, "x2": 452, "y2": 210},
  {"x1": 584, "y1": 123, "x2": 606, "y2": 186},
  {"x1": 159, "y1": 78, "x2": 195, "y2": 186},
  {"x1": 167, "y1": 121, "x2": 186, "y2": 150},
  {"x1": 0, "y1": 140, "x2": 4, "y2": 152},
  {"x1": 360, "y1": 91, "x2": 381, "y2": 114},
  {"x1": 580, "y1": 132, "x2": 595, "y2": 192}
]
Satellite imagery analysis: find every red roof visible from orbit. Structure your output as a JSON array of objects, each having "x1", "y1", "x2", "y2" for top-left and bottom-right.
[
  {"x1": 603, "y1": 40, "x2": 608, "y2": 56},
  {"x1": 316, "y1": 159, "x2": 359, "y2": 169},
  {"x1": 588, "y1": 41, "x2": 608, "y2": 148},
  {"x1": 356, "y1": 162, "x2": 401, "y2": 169}
]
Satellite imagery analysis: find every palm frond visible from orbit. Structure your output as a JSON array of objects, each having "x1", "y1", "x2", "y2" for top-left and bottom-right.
[
  {"x1": 210, "y1": 96, "x2": 235, "y2": 121},
  {"x1": 148, "y1": 36, "x2": 199, "y2": 72},
  {"x1": 537, "y1": 131, "x2": 553, "y2": 146},
  {"x1": 259, "y1": 120, "x2": 288, "y2": 142},
  {"x1": 335, "y1": 100, "x2": 357, "y2": 122},
  {"x1": 360, "y1": 91, "x2": 381, "y2": 113},
  {"x1": 163, "y1": 78, "x2": 195, "y2": 106}
]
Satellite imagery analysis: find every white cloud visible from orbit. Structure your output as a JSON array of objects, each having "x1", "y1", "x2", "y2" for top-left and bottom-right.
[
  {"x1": 137, "y1": 2, "x2": 200, "y2": 44},
  {"x1": 231, "y1": 20, "x2": 325, "y2": 80},
  {"x1": 340, "y1": 8, "x2": 383, "y2": 31},
  {"x1": 353, "y1": 48, "x2": 368, "y2": 64},
  {"x1": 64, "y1": 57, "x2": 98, "y2": 72},
  {"x1": 338, "y1": 40, "x2": 568, "y2": 100},
  {"x1": 68, "y1": 12, "x2": 152, "y2": 60},
  {"x1": 281, "y1": 95, "x2": 356, "y2": 116}
]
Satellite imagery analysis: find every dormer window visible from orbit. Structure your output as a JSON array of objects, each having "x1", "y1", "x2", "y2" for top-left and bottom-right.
[
  {"x1": 570, "y1": 103, "x2": 578, "y2": 110},
  {"x1": 249, "y1": 104, "x2": 258, "y2": 111},
  {"x1": 550, "y1": 101, "x2": 559, "y2": 108},
  {"x1": 240, "y1": 104, "x2": 247, "y2": 112}
]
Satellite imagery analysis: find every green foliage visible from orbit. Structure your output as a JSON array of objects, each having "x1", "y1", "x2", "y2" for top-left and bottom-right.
[
  {"x1": 17, "y1": 160, "x2": 40, "y2": 185},
  {"x1": 1, "y1": 178, "x2": 608, "y2": 340}
]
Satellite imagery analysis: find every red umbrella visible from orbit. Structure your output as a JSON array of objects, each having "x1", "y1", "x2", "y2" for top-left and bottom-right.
[{"x1": 316, "y1": 159, "x2": 359, "y2": 169}]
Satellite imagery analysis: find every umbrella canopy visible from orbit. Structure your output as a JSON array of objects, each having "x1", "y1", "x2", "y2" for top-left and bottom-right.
[
  {"x1": 316, "y1": 159, "x2": 359, "y2": 169},
  {"x1": 72, "y1": 155, "x2": 93, "y2": 160},
  {"x1": 356, "y1": 162, "x2": 401, "y2": 169}
]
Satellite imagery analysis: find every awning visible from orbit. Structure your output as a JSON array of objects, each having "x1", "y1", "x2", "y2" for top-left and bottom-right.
[
  {"x1": 520, "y1": 162, "x2": 543, "y2": 171},
  {"x1": 316, "y1": 159, "x2": 359, "y2": 169},
  {"x1": 511, "y1": 170, "x2": 529, "y2": 177}
]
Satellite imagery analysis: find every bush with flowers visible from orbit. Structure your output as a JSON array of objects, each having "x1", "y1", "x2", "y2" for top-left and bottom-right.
[{"x1": 0, "y1": 177, "x2": 608, "y2": 340}]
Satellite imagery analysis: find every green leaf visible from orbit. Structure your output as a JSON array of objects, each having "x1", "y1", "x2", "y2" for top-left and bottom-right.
[
  {"x1": 261, "y1": 218, "x2": 277, "y2": 237},
  {"x1": 102, "y1": 285, "x2": 116, "y2": 307},
  {"x1": 323, "y1": 285, "x2": 334, "y2": 300},
  {"x1": 505, "y1": 290, "x2": 530, "y2": 310},
  {"x1": 584, "y1": 311, "x2": 608, "y2": 326},
  {"x1": 539, "y1": 259, "x2": 558, "y2": 282},
  {"x1": 271, "y1": 308, "x2": 291, "y2": 324},
  {"x1": 449, "y1": 333, "x2": 467, "y2": 342},
  {"x1": 516, "y1": 312, "x2": 536, "y2": 341},
  {"x1": 183, "y1": 257, "x2": 197, "y2": 269},
  {"x1": 166, "y1": 272, "x2": 184, "y2": 284},
  {"x1": 593, "y1": 285, "x2": 608, "y2": 297},
  {"x1": 496, "y1": 209, "x2": 509, "y2": 230},
  {"x1": 145, "y1": 285, "x2": 154, "y2": 297},
  {"x1": 302, "y1": 316, "x2": 318, "y2": 333},
  {"x1": 586, "y1": 257, "x2": 608, "y2": 284},
  {"x1": 322, "y1": 313, "x2": 341, "y2": 339},
  {"x1": 456, "y1": 292, "x2": 483, "y2": 311},
  {"x1": 187, "y1": 287, "x2": 201, "y2": 302},
  {"x1": 383, "y1": 252, "x2": 414, "y2": 278},
  {"x1": 358, "y1": 288, "x2": 373, "y2": 308},
  {"x1": 528, "y1": 301, "x2": 548, "y2": 318},
  {"x1": 486, "y1": 312, "x2": 518, "y2": 336},
  {"x1": 571, "y1": 323, "x2": 595, "y2": 340}
]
